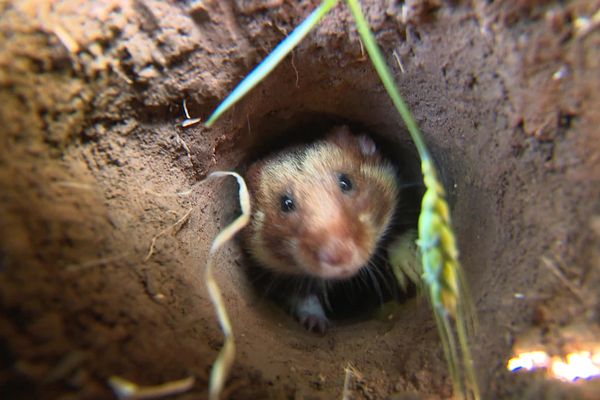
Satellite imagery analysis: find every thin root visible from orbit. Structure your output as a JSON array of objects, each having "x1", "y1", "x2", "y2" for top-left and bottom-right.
[
  {"x1": 392, "y1": 50, "x2": 405, "y2": 74},
  {"x1": 541, "y1": 256, "x2": 585, "y2": 303},
  {"x1": 357, "y1": 38, "x2": 367, "y2": 61},
  {"x1": 66, "y1": 253, "x2": 128, "y2": 272},
  {"x1": 175, "y1": 132, "x2": 194, "y2": 166},
  {"x1": 145, "y1": 208, "x2": 193, "y2": 261},
  {"x1": 291, "y1": 51, "x2": 300, "y2": 88}
]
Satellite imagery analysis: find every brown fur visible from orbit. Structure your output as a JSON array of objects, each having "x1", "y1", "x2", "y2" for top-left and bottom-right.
[{"x1": 243, "y1": 126, "x2": 399, "y2": 280}]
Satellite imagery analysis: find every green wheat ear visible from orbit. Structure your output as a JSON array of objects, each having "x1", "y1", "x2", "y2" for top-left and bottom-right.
[
  {"x1": 205, "y1": 1, "x2": 479, "y2": 399},
  {"x1": 417, "y1": 158, "x2": 479, "y2": 400}
]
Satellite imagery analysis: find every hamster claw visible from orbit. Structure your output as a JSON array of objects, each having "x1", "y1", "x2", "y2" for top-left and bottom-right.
[
  {"x1": 290, "y1": 293, "x2": 331, "y2": 334},
  {"x1": 300, "y1": 314, "x2": 331, "y2": 334}
]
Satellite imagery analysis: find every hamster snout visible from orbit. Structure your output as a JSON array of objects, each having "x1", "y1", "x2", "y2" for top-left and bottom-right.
[
  {"x1": 288, "y1": 176, "x2": 376, "y2": 279},
  {"x1": 318, "y1": 237, "x2": 357, "y2": 272},
  {"x1": 299, "y1": 228, "x2": 363, "y2": 279},
  {"x1": 242, "y1": 125, "x2": 400, "y2": 332}
]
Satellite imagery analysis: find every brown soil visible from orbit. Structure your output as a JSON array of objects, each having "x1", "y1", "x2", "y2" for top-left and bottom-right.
[{"x1": 1, "y1": 0, "x2": 599, "y2": 399}]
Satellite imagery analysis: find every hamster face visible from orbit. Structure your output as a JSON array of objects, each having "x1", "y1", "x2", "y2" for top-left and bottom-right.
[{"x1": 244, "y1": 126, "x2": 399, "y2": 280}]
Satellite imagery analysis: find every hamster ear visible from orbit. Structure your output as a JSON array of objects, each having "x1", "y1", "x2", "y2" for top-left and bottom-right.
[
  {"x1": 327, "y1": 125, "x2": 379, "y2": 158},
  {"x1": 326, "y1": 125, "x2": 354, "y2": 145},
  {"x1": 357, "y1": 135, "x2": 377, "y2": 156},
  {"x1": 244, "y1": 161, "x2": 264, "y2": 193}
]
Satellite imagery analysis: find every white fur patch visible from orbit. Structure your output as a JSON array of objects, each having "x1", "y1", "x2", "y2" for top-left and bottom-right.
[{"x1": 292, "y1": 293, "x2": 326, "y2": 319}]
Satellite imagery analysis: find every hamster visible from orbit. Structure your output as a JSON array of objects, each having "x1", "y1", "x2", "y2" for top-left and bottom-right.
[{"x1": 242, "y1": 125, "x2": 400, "y2": 333}]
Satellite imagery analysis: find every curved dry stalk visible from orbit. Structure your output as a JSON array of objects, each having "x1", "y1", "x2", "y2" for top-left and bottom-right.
[
  {"x1": 204, "y1": 171, "x2": 251, "y2": 400},
  {"x1": 108, "y1": 375, "x2": 195, "y2": 400}
]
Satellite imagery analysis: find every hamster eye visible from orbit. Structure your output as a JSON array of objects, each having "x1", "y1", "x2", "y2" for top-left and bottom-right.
[
  {"x1": 280, "y1": 194, "x2": 296, "y2": 212},
  {"x1": 338, "y1": 173, "x2": 353, "y2": 193}
]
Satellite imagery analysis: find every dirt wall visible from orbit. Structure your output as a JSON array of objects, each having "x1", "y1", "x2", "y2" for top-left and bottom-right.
[{"x1": 1, "y1": 1, "x2": 599, "y2": 399}]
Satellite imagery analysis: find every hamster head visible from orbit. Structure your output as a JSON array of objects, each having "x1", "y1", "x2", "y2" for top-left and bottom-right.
[{"x1": 244, "y1": 126, "x2": 400, "y2": 280}]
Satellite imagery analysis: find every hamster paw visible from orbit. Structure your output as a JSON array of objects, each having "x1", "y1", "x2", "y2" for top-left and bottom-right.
[
  {"x1": 290, "y1": 293, "x2": 331, "y2": 334},
  {"x1": 299, "y1": 313, "x2": 331, "y2": 334}
]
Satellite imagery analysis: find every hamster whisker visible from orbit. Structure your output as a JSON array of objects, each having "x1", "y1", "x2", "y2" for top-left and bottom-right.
[
  {"x1": 394, "y1": 208, "x2": 421, "y2": 216},
  {"x1": 370, "y1": 259, "x2": 398, "y2": 301},
  {"x1": 370, "y1": 260, "x2": 394, "y2": 293},
  {"x1": 365, "y1": 265, "x2": 384, "y2": 305},
  {"x1": 370, "y1": 252, "x2": 387, "y2": 264},
  {"x1": 261, "y1": 274, "x2": 280, "y2": 298},
  {"x1": 358, "y1": 267, "x2": 371, "y2": 291},
  {"x1": 396, "y1": 181, "x2": 423, "y2": 190},
  {"x1": 320, "y1": 281, "x2": 332, "y2": 311},
  {"x1": 296, "y1": 275, "x2": 310, "y2": 297}
]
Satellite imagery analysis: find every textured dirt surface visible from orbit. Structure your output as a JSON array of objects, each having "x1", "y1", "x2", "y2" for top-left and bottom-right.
[{"x1": 1, "y1": 0, "x2": 599, "y2": 399}]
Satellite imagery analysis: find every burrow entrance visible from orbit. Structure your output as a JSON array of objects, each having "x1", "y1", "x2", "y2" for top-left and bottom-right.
[
  {"x1": 235, "y1": 113, "x2": 424, "y2": 326},
  {"x1": 201, "y1": 58, "x2": 455, "y2": 397},
  {"x1": 1, "y1": 1, "x2": 598, "y2": 399}
]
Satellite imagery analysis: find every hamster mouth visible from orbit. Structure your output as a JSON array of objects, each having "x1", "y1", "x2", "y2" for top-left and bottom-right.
[
  {"x1": 296, "y1": 245, "x2": 368, "y2": 280},
  {"x1": 316, "y1": 262, "x2": 361, "y2": 280}
]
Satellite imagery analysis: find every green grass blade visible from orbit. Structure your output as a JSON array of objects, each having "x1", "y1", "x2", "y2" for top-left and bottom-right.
[{"x1": 205, "y1": 0, "x2": 340, "y2": 127}]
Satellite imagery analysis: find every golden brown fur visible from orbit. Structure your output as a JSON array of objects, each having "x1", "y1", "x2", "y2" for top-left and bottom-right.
[{"x1": 243, "y1": 126, "x2": 399, "y2": 281}]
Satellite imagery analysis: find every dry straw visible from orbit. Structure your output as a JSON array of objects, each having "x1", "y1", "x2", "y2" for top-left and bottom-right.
[{"x1": 204, "y1": 172, "x2": 251, "y2": 400}]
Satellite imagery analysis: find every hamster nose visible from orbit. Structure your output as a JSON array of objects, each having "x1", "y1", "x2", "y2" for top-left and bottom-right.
[{"x1": 318, "y1": 239, "x2": 353, "y2": 267}]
